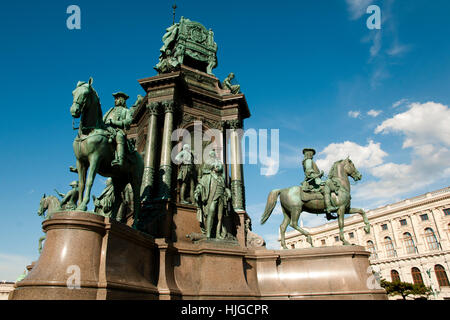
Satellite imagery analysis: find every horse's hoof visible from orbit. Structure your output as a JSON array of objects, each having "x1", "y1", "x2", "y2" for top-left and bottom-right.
[{"x1": 76, "y1": 205, "x2": 87, "y2": 211}]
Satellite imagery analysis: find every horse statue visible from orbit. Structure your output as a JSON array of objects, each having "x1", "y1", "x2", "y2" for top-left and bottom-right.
[
  {"x1": 69, "y1": 78, "x2": 144, "y2": 228},
  {"x1": 37, "y1": 194, "x2": 61, "y2": 253},
  {"x1": 261, "y1": 157, "x2": 371, "y2": 249}
]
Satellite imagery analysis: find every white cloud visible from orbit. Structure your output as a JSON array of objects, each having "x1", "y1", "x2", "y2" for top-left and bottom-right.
[
  {"x1": 0, "y1": 253, "x2": 32, "y2": 282},
  {"x1": 354, "y1": 146, "x2": 450, "y2": 201},
  {"x1": 316, "y1": 140, "x2": 388, "y2": 173},
  {"x1": 375, "y1": 102, "x2": 450, "y2": 147},
  {"x1": 354, "y1": 102, "x2": 450, "y2": 202},
  {"x1": 392, "y1": 98, "x2": 408, "y2": 108},
  {"x1": 387, "y1": 43, "x2": 411, "y2": 57},
  {"x1": 260, "y1": 157, "x2": 279, "y2": 177},
  {"x1": 348, "y1": 110, "x2": 361, "y2": 118},
  {"x1": 345, "y1": 0, "x2": 373, "y2": 20},
  {"x1": 367, "y1": 109, "x2": 382, "y2": 117}
]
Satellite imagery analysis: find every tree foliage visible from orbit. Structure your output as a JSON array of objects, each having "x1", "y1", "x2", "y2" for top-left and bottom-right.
[{"x1": 380, "y1": 279, "x2": 432, "y2": 300}]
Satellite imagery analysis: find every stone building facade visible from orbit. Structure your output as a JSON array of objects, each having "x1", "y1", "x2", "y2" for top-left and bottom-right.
[
  {"x1": 283, "y1": 186, "x2": 450, "y2": 300},
  {"x1": 0, "y1": 282, "x2": 14, "y2": 300}
]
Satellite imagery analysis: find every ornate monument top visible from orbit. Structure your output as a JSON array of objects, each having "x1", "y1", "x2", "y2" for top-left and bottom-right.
[{"x1": 155, "y1": 17, "x2": 218, "y2": 75}]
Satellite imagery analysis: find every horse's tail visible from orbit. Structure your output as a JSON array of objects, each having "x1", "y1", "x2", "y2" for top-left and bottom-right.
[{"x1": 261, "y1": 189, "x2": 282, "y2": 225}]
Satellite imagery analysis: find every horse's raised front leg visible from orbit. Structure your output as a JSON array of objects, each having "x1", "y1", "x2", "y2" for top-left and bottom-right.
[
  {"x1": 349, "y1": 207, "x2": 370, "y2": 234},
  {"x1": 77, "y1": 156, "x2": 100, "y2": 211},
  {"x1": 338, "y1": 206, "x2": 351, "y2": 245}
]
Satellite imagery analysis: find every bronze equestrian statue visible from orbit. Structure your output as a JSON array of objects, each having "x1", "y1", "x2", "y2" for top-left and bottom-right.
[
  {"x1": 261, "y1": 155, "x2": 370, "y2": 249},
  {"x1": 69, "y1": 78, "x2": 144, "y2": 229}
]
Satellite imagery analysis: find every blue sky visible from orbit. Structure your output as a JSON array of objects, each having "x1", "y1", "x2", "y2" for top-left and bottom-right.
[{"x1": 1, "y1": 0, "x2": 450, "y2": 281}]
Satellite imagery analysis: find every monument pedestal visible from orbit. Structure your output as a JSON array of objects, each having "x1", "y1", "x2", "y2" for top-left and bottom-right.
[
  {"x1": 10, "y1": 211, "x2": 158, "y2": 300},
  {"x1": 10, "y1": 211, "x2": 386, "y2": 300}
]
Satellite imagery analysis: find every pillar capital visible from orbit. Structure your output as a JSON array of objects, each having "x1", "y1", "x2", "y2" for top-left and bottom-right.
[
  {"x1": 226, "y1": 119, "x2": 243, "y2": 130},
  {"x1": 147, "y1": 101, "x2": 160, "y2": 115},
  {"x1": 162, "y1": 100, "x2": 176, "y2": 113}
]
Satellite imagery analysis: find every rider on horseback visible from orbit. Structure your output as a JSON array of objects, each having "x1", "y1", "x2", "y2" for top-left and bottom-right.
[
  {"x1": 301, "y1": 148, "x2": 338, "y2": 220},
  {"x1": 103, "y1": 92, "x2": 132, "y2": 168}
]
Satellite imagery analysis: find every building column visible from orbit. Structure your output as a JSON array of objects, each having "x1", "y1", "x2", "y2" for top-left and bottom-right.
[
  {"x1": 228, "y1": 119, "x2": 245, "y2": 211},
  {"x1": 141, "y1": 102, "x2": 159, "y2": 202},
  {"x1": 408, "y1": 213, "x2": 421, "y2": 254},
  {"x1": 372, "y1": 223, "x2": 382, "y2": 259},
  {"x1": 158, "y1": 101, "x2": 175, "y2": 199}
]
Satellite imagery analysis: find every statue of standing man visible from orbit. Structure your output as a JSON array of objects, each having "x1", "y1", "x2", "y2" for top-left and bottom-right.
[
  {"x1": 175, "y1": 144, "x2": 196, "y2": 204},
  {"x1": 194, "y1": 162, "x2": 231, "y2": 239}
]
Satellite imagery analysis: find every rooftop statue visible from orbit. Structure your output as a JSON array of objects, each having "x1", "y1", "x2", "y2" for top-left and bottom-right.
[
  {"x1": 222, "y1": 73, "x2": 241, "y2": 94},
  {"x1": 70, "y1": 78, "x2": 144, "y2": 230},
  {"x1": 155, "y1": 17, "x2": 218, "y2": 75},
  {"x1": 130, "y1": 94, "x2": 144, "y2": 116},
  {"x1": 261, "y1": 155, "x2": 371, "y2": 249}
]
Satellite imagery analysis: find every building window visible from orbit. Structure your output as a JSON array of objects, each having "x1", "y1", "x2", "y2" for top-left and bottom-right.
[
  {"x1": 334, "y1": 236, "x2": 339, "y2": 242},
  {"x1": 367, "y1": 240, "x2": 377, "y2": 259},
  {"x1": 391, "y1": 270, "x2": 401, "y2": 282},
  {"x1": 321, "y1": 239, "x2": 326, "y2": 246},
  {"x1": 420, "y1": 214, "x2": 429, "y2": 221},
  {"x1": 349, "y1": 232, "x2": 354, "y2": 239},
  {"x1": 424, "y1": 228, "x2": 440, "y2": 251},
  {"x1": 444, "y1": 208, "x2": 450, "y2": 216},
  {"x1": 434, "y1": 265, "x2": 450, "y2": 287},
  {"x1": 384, "y1": 236, "x2": 396, "y2": 257},
  {"x1": 403, "y1": 232, "x2": 416, "y2": 254},
  {"x1": 400, "y1": 219, "x2": 407, "y2": 226},
  {"x1": 381, "y1": 224, "x2": 388, "y2": 231},
  {"x1": 411, "y1": 267, "x2": 424, "y2": 285}
]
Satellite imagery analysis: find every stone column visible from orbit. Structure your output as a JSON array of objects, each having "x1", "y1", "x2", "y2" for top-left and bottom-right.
[
  {"x1": 141, "y1": 102, "x2": 159, "y2": 202},
  {"x1": 158, "y1": 101, "x2": 175, "y2": 199},
  {"x1": 228, "y1": 119, "x2": 245, "y2": 211}
]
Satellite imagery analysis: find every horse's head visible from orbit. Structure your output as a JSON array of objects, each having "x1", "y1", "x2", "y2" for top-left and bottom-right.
[
  {"x1": 37, "y1": 194, "x2": 47, "y2": 217},
  {"x1": 343, "y1": 157, "x2": 362, "y2": 182},
  {"x1": 70, "y1": 77, "x2": 95, "y2": 119}
]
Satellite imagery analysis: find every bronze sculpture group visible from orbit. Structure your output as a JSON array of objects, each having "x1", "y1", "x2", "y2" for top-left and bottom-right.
[
  {"x1": 36, "y1": 16, "x2": 371, "y2": 253},
  {"x1": 36, "y1": 78, "x2": 370, "y2": 251}
]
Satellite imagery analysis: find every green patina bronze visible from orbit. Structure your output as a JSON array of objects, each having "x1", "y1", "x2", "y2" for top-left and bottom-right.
[
  {"x1": 155, "y1": 17, "x2": 218, "y2": 75},
  {"x1": 301, "y1": 148, "x2": 338, "y2": 219},
  {"x1": 37, "y1": 194, "x2": 60, "y2": 254},
  {"x1": 193, "y1": 150, "x2": 232, "y2": 239},
  {"x1": 93, "y1": 178, "x2": 115, "y2": 217},
  {"x1": 175, "y1": 144, "x2": 196, "y2": 204},
  {"x1": 55, "y1": 180, "x2": 79, "y2": 211},
  {"x1": 261, "y1": 156, "x2": 371, "y2": 249},
  {"x1": 222, "y1": 73, "x2": 241, "y2": 94},
  {"x1": 70, "y1": 78, "x2": 144, "y2": 230}
]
